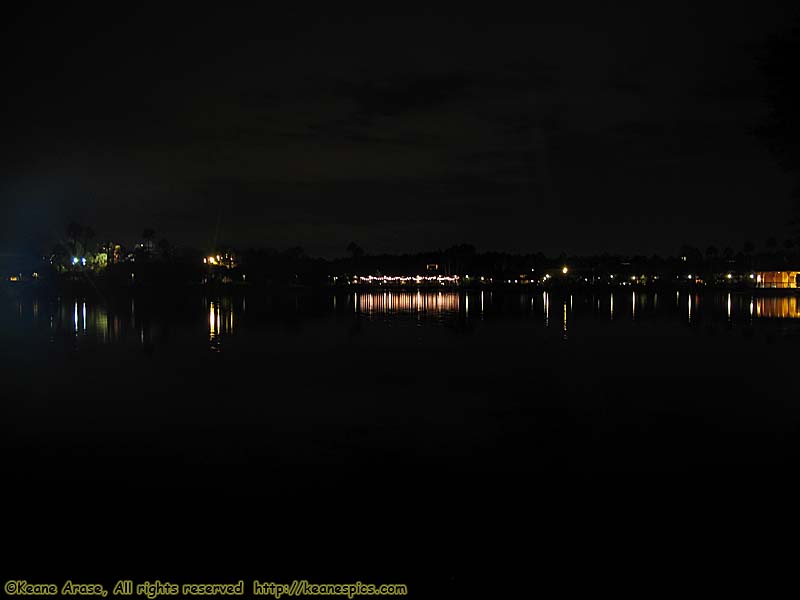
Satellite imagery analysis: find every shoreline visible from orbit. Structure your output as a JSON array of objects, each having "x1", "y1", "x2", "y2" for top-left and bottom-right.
[{"x1": 3, "y1": 279, "x2": 799, "y2": 298}]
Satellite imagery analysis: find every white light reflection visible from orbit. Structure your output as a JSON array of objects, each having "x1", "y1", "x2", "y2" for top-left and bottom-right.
[
  {"x1": 610, "y1": 293, "x2": 614, "y2": 320},
  {"x1": 543, "y1": 291, "x2": 550, "y2": 326},
  {"x1": 727, "y1": 293, "x2": 732, "y2": 321}
]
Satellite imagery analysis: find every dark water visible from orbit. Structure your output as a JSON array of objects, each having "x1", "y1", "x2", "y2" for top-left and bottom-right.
[{"x1": 3, "y1": 288, "x2": 799, "y2": 589}]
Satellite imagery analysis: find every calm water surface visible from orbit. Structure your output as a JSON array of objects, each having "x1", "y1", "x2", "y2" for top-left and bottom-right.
[{"x1": 2, "y1": 288, "x2": 799, "y2": 578}]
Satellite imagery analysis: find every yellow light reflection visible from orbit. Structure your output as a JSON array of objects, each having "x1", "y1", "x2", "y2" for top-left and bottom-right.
[
  {"x1": 357, "y1": 291, "x2": 460, "y2": 315},
  {"x1": 754, "y1": 297, "x2": 800, "y2": 318}
]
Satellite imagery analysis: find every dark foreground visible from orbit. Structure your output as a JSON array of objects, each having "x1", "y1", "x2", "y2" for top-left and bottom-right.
[{"x1": 2, "y1": 289, "x2": 799, "y2": 594}]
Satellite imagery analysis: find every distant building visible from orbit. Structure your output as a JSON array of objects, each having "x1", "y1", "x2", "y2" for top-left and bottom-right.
[
  {"x1": 98, "y1": 242, "x2": 122, "y2": 265},
  {"x1": 204, "y1": 251, "x2": 237, "y2": 269},
  {"x1": 135, "y1": 239, "x2": 155, "y2": 259},
  {"x1": 426, "y1": 263, "x2": 439, "y2": 272},
  {"x1": 755, "y1": 270, "x2": 799, "y2": 289}
]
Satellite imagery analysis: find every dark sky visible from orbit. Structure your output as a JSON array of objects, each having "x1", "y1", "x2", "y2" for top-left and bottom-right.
[{"x1": 2, "y1": 4, "x2": 798, "y2": 257}]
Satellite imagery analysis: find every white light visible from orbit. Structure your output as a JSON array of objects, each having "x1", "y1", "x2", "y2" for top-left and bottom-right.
[{"x1": 72, "y1": 257, "x2": 79, "y2": 265}]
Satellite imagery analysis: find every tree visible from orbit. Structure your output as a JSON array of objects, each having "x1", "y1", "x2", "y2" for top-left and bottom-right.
[
  {"x1": 284, "y1": 246, "x2": 306, "y2": 260},
  {"x1": 50, "y1": 243, "x2": 68, "y2": 267},
  {"x1": 446, "y1": 243, "x2": 477, "y2": 275},
  {"x1": 704, "y1": 245, "x2": 718, "y2": 279},
  {"x1": 66, "y1": 222, "x2": 83, "y2": 257},
  {"x1": 81, "y1": 226, "x2": 95, "y2": 256},
  {"x1": 678, "y1": 244, "x2": 702, "y2": 266},
  {"x1": 158, "y1": 238, "x2": 172, "y2": 261},
  {"x1": 346, "y1": 242, "x2": 364, "y2": 260}
]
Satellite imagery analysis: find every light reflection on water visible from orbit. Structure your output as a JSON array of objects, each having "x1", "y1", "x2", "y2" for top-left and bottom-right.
[
  {"x1": 754, "y1": 296, "x2": 800, "y2": 318},
  {"x1": 355, "y1": 291, "x2": 460, "y2": 315},
  {"x1": 208, "y1": 298, "x2": 235, "y2": 352},
  {"x1": 7, "y1": 290, "x2": 800, "y2": 352}
]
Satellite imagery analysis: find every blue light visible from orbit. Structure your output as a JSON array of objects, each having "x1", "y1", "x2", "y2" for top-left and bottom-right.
[
  {"x1": 72, "y1": 257, "x2": 79, "y2": 265},
  {"x1": 81, "y1": 257, "x2": 86, "y2": 266}
]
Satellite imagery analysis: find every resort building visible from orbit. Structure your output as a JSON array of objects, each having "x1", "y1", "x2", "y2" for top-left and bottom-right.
[{"x1": 755, "y1": 270, "x2": 800, "y2": 289}]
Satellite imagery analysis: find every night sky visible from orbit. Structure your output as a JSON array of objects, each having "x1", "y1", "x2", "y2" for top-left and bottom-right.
[{"x1": 2, "y1": 4, "x2": 798, "y2": 257}]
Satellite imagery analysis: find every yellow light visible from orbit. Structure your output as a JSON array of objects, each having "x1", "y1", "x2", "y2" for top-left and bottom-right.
[
  {"x1": 726, "y1": 273, "x2": 732, "y2": 279},
  {"x1": 562, "y1": 266, "x2": 568, "y2": 274}
]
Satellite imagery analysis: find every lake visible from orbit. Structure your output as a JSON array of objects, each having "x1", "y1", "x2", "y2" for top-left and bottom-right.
[{"x1": 2, "y1": 287, "x2": 799, "y2": 586}]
